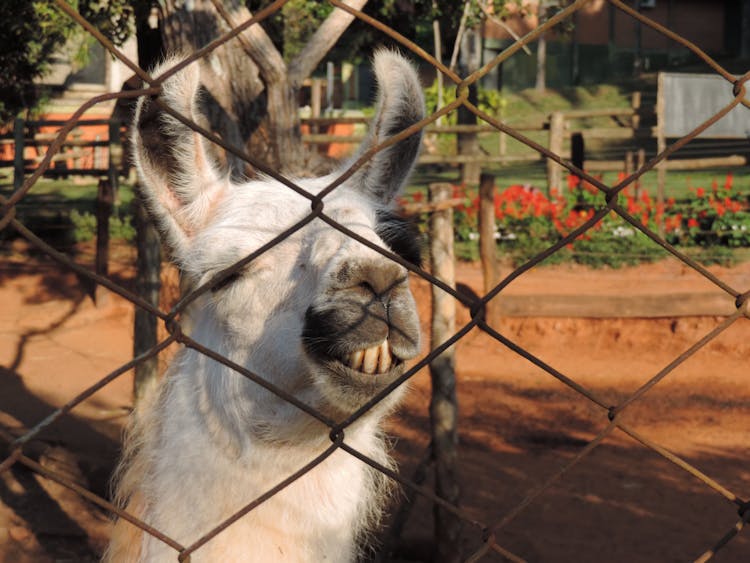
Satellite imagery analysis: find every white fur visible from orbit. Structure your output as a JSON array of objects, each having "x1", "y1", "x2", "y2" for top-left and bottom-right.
[{"x1": 106, "y1": 51, "x2": 425, "y2": 562}]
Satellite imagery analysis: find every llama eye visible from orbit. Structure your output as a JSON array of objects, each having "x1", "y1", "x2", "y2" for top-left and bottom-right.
[{"x1": 375, "y1": 211, "x2": 423, "y2": 267}]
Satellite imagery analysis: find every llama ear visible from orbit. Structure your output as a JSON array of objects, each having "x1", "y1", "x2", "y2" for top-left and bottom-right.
[
  {"x1": 347, "y1": 50, "x2": 425, "y2": 204},
  {"x1": 132, "y1": 58, "x2": 226, "y2": 263}
]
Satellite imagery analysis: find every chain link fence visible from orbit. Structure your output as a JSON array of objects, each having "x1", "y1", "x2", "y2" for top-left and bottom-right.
[{"x1": 1, "y1": 0, "x2": 749, "y2": 561}]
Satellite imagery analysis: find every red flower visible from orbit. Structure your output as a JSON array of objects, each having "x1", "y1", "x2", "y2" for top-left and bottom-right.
[
  {"x1": 567, "y1": 174, "x2": 580, "y2": 190},
  {"x1": 724, "y1": 173, "x2": 733, "y2": 191},
  {"x1": 696, "y1": 187, "x2": 705, "y2": 198},
  {"x1": 581, "y1": 179, "x2": 598, "y2": 194},
  {"x1": 687, "y1": 218, "x2": 699, "y2": 228}
]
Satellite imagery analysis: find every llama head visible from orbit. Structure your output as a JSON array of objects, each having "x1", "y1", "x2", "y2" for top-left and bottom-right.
[{"x1": 132, "y1": 50, "x2": 424, "y2": 426}]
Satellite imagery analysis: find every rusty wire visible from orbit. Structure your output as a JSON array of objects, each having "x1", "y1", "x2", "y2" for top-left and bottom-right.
[{"x1": 1, "y1": 0, "x2": 749, "y2": 561}]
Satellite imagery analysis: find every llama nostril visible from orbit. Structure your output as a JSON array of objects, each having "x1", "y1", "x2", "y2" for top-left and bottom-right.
[{"x1": 358, "y1": 281, "x2": 375, "y2": 294}]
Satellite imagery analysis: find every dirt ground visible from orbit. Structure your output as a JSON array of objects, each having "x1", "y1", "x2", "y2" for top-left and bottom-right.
[{"x1": 1, "y1": 243, "x2": 749, "y2": 562}]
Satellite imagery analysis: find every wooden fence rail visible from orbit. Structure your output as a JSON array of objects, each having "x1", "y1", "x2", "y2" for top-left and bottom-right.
[
  {"x1": 303, "y1": 90, "x2": 749, "y2": 192},
  {"x1": 5, "y1": 103, "x2": 747, "y2": 195},
  {"x1": 1, "y1": 118, "x2": 125, "y2": 189}
]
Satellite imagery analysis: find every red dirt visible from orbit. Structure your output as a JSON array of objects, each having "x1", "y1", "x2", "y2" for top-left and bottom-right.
[{"x1": 1, "y1": 244, "x2": 749, "y2": 562}]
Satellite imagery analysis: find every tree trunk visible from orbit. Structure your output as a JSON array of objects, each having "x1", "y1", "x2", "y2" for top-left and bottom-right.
[
  {"x1": 535, "y1": 2, "x2": 548, "y2": 94},
  {"x1": 536, "y1": 30, "x2": 547, "y2": 93},
  {"x1": 153, "y1": 0, "x2": 367, "y2": 176},
  {"x1": 432, "y1": 1, "x2": 444, "y2": 125},
  {"x1": 457, "y1": 27, "x2": 481, "y2": 186}
]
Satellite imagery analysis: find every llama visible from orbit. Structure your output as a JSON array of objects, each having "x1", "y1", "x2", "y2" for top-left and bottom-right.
[{"x1": 105, "y1": 50, "x2": 425, "y2": 562}]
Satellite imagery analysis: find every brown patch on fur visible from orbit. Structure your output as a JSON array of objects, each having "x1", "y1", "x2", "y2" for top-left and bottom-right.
[{"x1": 102, "y1": 492, "x2": 146, "y2": 563}]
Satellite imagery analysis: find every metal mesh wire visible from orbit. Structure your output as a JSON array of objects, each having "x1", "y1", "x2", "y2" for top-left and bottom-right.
[{"x1": 1, "y1": 1, "x2": 749, "y2": 561}]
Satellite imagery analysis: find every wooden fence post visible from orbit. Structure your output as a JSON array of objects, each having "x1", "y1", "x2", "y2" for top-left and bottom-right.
[
  {"x1": 636, "y1": 148, "x2": 646, "y2": 198},
  {"x1": 13, "y1": 118, "x2": 24, "y2": 190},
  {"x1": 133, "y1": 194, "x2": 162, "y2": 404},
  {"x1": 570, "y1": 132, "x2": 585, "y2": 177},
  {"x1": 94, "y1": 178, "x2": 113, "y2": 305},
  {"x1": 478, "y1": 173, "x2": 499, "y2": 327},
  {"x1": 630, "y1": 91, "x2": 641, "y2": 131},
  {"x1": 547, "y1": 111, "x2": 565, "y2": 195},
  {"x1": 311, "y1": 79, "x2": 323, "y2": 153},
  {"x1": 656, "y1": 73, "x2": 666, "y2": 237},
  {"x1": 108, "y1": 119, "x2": 122, "y2": 194},
  {"x1": 428, "y1": 183, "x2": 462, "y2": 563},
  {"x1": 624, "y1": 150, "x2": 634, "y2": 176}
]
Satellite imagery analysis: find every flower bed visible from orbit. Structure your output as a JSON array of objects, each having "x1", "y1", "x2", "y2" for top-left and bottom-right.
[{"x1": 401, "y1": 173, "x2": 750, "y2": 267}]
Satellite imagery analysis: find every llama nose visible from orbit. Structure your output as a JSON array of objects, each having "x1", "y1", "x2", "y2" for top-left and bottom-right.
[{"x1": 338, "y1": 258, "x2": 408, "y2": 302}]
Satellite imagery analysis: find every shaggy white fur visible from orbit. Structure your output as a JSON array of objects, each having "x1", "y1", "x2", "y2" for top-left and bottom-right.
[{"x1": 105, "y1": 50, "x2": 425, "y2": 562}]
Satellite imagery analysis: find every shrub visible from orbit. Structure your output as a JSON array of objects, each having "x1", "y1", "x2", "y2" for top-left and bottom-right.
[
  {"x1": 70, "y1": 209, "x2": 135, "y2": 242},
  {"x1": 400, "y1": 172, "x2": 748, "y2": 267}
]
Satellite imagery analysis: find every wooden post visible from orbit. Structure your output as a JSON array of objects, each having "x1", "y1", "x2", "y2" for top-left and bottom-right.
[
  {"x1": 326, "y1": 61, "x2": 335, "y2": 113},
  {"x1": 630, "y1": 91, "x2": 642, "y2": 132},
  {"x1": 457, "y1": 28, "x2": 481, "y2": 186},
  {"x1": 133, "y1": 194, "x2": 162, "y2": 404},
  {"x1": 656, "y1": 73, "x2": 666, "y2": 236},
  {"x1": 311, "y1": 79, "x2": 323, "y2": 154},
  {"x1": 547, "y1": 111, "x2": 565, "y2": 195},
  {"x1": 72, "y1": 130, "x2": 82, "y2": 171},
  {"x1": 94, "y1": 178, "x2": 114, "y2": 305},
  {"x1": 94, "y1": 134, "x2": 103, "y2": 170},
  {"x1": 636, "y1": 148, "x2": 646, "y2": 198},
  {"x1": 428, "y1": 183, "x2": 461, "y2": 563},
  {"x1": 108, "y1": 119, "x2": 122, "y2": 194},
  {"x1": 624, "y1": 150, "x2": 634, "y2": 176},
  {"x1": 570, "y1": 132, "x2": 585, "y2": 177},
  {"x1": 478, "y1": 173, "x2": 499, "y2": 327},
  {"x1": 13, "y1": 118, "x2": 24, "y2": 190}
]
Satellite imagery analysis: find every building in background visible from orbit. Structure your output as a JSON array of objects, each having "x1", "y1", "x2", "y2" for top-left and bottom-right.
[{"x1": 482, "y1": 0, "x2": 750, "y2": 91}]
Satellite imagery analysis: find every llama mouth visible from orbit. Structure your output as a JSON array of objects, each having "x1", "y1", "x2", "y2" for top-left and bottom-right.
[{"x1": 345, "y1": 340, "x2": 397, "y2": 375}]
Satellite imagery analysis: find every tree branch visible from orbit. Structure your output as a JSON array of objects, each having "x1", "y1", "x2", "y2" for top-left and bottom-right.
[
  {"x1": 208, "y1": 0, "x2": 288, "y2": 83},
  {"x1": 287, "y1": 0, "x2": 369, "y2": 87},
  {"x1": 476, "y1": 0, "x2": 532, "y2": 55},
  {"x1": 449, "y1": 0, "x2": 472, "y2": 72}
]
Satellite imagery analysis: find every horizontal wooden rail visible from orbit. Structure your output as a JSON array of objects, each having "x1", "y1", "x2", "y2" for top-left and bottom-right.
[
  {"x1": 301, "y1": 116, "x2": 369, "y2": 126},
  {"x1": 15, "y1": 167, "x2": 111, "y2": 176},
  {"x1": 561, "y1": 107, "x2": 635, "y2": 119},
  {"x1": 302, "y1": 134, "x2": 365, "y2": 144},
  {"x1": 398, "y1": 198, "x2": 466, "y2": 214},
  {"x1": 418, "y1": 154, "x2": 542, "y2": 165},
  {"x1": 579, "y1": 127, "x2": 656, "y2": 140},
  {"x1": 493, "y1": 291, "x2": 736, "y2": 318}
]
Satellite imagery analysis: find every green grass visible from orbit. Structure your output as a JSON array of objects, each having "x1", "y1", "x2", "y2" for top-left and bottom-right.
[
  {"x1": 411, "y1": 81, "x2": 750, "y2": 202},
  {"x1": 1, "y1": 178, "x2": 137, "y2": 248},
  {"x1": 1, "y1": 178, "x2": 136, "y2": 207}
]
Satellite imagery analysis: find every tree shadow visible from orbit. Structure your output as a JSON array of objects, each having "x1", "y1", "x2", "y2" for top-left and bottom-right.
[
  {"x1": 385, "y1": 378, "x2": 750, "y2": 562},
  {"x1": 0, "y1": 286, "x2": 123, "y2": 560}
]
